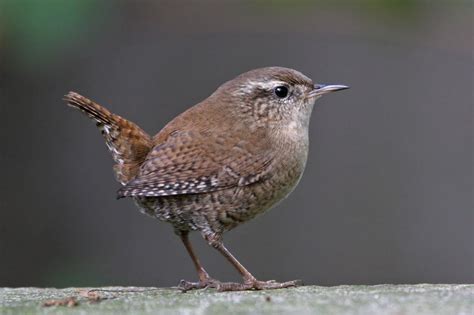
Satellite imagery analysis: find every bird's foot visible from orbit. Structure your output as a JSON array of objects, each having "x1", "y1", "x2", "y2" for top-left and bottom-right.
[
  {"x1": 177, "y1": 278, "x2": 221, "y2": 292},
  {"x1": 216, "y1": 279, "x2": 302, "y2": 292}
]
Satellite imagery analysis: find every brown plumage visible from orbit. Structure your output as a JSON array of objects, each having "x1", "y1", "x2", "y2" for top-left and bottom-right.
[
  {"x1": 65, "y1": 92, "x2": 152, "y2": 184},
  {"x1": 65, "y1": 67, "x2": 348, "y2": 291}
]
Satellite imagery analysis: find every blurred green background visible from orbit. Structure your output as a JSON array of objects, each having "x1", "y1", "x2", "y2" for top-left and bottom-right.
[{"x1": 0, "y1": 0, "x2": 472, "y2": 287}]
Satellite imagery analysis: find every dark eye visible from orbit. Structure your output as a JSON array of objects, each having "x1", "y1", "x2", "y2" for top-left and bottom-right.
[{"x1": 274, "y1": 86, "x2": 289, "y2": 98}]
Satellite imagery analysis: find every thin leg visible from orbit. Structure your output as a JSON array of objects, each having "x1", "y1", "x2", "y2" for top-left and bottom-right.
[
  {"x1": 180, "y1": 232, "x2": 211, "y2": 282},
  {"x1": 212, "y1": 241, "x2": 256, "y2": 283},
  {"x1": 177, "y1": 232, "x2": 220, "y2": 292},
  {"x1": 205, "y1": 234, "x2": 302, "y2": 291}
]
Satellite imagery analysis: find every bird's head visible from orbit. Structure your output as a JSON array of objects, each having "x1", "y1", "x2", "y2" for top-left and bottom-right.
[{"x1": 214, "y1": 67, "x2": 348, "y2": 129}]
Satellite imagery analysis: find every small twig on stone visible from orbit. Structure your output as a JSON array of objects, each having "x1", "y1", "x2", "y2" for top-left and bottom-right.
[{"x1": 42, "y1": 297, "x2": 78, "y2": 307}]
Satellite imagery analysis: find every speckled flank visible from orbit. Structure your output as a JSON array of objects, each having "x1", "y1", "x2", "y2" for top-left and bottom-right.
[{"x1": 134, "y1": 152, "x2": 306, "y2": 235}]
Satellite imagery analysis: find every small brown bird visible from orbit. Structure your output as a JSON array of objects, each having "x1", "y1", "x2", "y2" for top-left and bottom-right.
[{"x1": 65, "y1": 67, "x2": 348, "y2": 291}]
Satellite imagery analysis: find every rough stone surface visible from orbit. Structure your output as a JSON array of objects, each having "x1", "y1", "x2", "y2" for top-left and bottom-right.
[{"x1": 0, "y1": 285, "x2": 472, "y2": 315}]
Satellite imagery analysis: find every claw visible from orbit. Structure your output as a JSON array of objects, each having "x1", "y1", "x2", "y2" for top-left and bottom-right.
[
  {"x1": 177, "y1": 280, "x2": 200, "y2": 292},
  {"x1": 217, "y1": 279, "x2": 302, "y2": 292},
  {"x1": 178, "y1": 278, "x2": 302, "y2": 292},
  {"x1": 177, "y1": 278, "x2": 222, "y2": 292}
]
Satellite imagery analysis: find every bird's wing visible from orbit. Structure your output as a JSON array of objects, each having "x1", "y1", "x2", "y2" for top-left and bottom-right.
[{"x1": 117, "y1": 130, "x2": 274, "y2": 198}]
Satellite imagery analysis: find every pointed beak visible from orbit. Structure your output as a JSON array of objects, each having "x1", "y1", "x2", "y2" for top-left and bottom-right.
[{"x1": 309, "y1": 84, "x2": 349, "y2": 97}]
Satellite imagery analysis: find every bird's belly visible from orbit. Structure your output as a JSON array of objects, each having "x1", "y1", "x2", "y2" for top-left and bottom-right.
[{"x1": 133, "y1": 160, "x2": 305, "y2": 234}]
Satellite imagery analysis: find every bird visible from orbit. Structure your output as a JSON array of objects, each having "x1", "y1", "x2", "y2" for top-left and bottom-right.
[{"x1": 64, "y1": 66, "x2": 348, "y2": 291}]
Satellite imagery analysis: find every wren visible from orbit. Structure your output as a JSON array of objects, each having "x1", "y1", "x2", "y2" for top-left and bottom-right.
[{"x1": 65, "y1": 67, "x2": 348, "y2": 291}]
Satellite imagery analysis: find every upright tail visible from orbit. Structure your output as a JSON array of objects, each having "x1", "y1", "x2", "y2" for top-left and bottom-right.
[{"x1": 64, "y1": 91, "x2": 153, "y2": 184}]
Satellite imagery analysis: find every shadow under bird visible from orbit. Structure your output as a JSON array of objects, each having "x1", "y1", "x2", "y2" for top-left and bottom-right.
[{"x1": 65, "y1": 67, "x2": 348, "y2": 291}]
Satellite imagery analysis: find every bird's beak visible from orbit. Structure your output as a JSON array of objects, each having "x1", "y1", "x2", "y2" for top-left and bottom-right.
[{"x1": 309, "y1": 84, "x2": 349, "y2": 97}]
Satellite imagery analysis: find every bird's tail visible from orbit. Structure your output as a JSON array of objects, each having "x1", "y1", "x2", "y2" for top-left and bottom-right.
[{"x1": 64, "y1": 91, "x2": 153, "y2": 184}]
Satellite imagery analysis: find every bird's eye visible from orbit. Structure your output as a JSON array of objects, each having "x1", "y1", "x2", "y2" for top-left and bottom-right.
[{"x1": 274, "y1": 86, "x2": 289, "y2": 98}]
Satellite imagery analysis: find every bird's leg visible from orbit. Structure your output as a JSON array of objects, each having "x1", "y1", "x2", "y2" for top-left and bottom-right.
[
  {"x1": 205, "y1": 234, "x2": 301, "y2": 291},
  {"x1": 177, "y1": 232, "x2": 220, "y2": 292}
]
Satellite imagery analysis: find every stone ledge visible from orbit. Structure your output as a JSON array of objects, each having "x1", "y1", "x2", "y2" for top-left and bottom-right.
[{"x1": 0, "y1": 284, "x2": 472, "y2": 315}]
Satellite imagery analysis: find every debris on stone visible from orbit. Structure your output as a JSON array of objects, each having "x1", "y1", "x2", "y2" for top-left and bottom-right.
[{"x1": 42, "y1": 297, "x2": 78, "y2": 307}]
